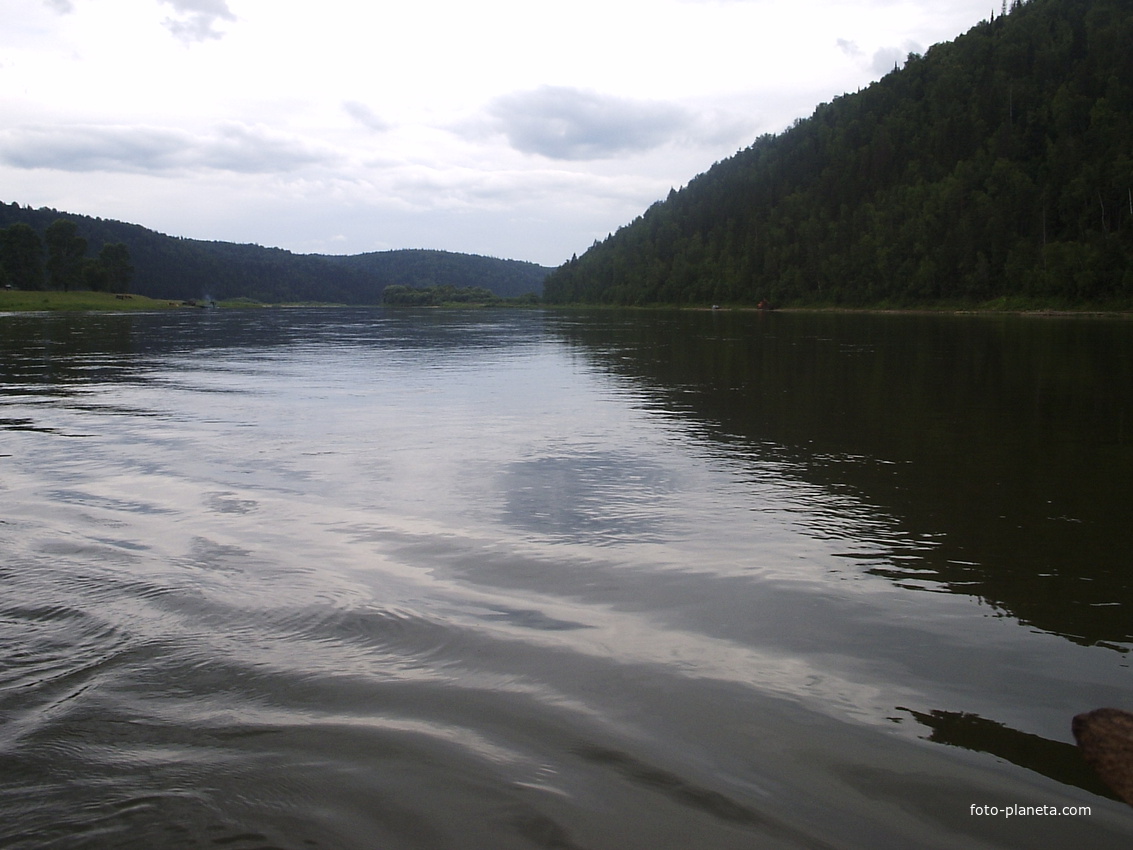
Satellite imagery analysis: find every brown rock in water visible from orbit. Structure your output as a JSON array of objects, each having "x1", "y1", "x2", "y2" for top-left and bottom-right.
[{"x1": 1073, "y1": 708, "x2": 1133, "y2": 806}]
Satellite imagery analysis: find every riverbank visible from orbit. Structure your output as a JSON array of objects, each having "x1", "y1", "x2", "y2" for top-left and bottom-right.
[
  {"x1": 550, "y1": 297, "x2": 1133, "y2": 318},
  {"x1": 0, "y1": 291, "x2": 194, "y2": 312},
  {"x1": 5, "y1": 288, "x2": 1131, "y2": 317}
]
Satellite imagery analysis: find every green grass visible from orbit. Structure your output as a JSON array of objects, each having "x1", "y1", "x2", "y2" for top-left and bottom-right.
[
  {"x1": 0, "y1": 290, "x2": 190, "y2": 312},
  {"x1": 215, "y1": 297, "x2": 270, "y2": 308}
]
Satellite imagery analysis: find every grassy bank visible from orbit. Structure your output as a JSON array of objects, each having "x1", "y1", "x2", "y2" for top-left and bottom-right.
[{"x1": 0, "y1": 290, "x2": 193, "y2": 312}]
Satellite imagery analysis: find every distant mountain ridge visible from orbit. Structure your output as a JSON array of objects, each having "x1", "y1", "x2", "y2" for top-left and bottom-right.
[
  {"x1": 0, "y1": 203, "x2": 550, "y2": 303},
  {"x1": 545, "y1": 0, "x2": 1133, "y2": 307}
]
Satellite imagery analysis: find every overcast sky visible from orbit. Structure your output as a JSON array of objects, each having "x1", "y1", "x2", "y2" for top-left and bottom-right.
[{"x1": 3, "y1": 0, "x2": 997, "y2": 266}]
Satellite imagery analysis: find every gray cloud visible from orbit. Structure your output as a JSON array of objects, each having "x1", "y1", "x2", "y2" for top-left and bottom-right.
[
  {"x1": 0, "y1": 123, "x2": 335, "y2": 174},
  {"x1": 159, "y1": 0, "x2": 236, "y2": 43},
  {"x1": 43, "y1": 0, "x2": 74, "y2": 12},
  {"x1": 871, "y1": 41, "x2": 923, "y2": 75},
  {"x1": 871, "y1": 46, "x2": 904, "y2": 74},
  {"x1": 343, "y1": 101, "x2": 392, "y2": 133},
  {"x1": 837, "y1": 35, "x2": 924, "y2": 76},
  {"x1": 486, "y1": 86, "x2": 693, "y2": 161},
  {"x1": 200, "y1": 123, "x2": 335, "y2": 172},
  {"x1": 1, "y1": 126, "x2": 186, "y2": 172}
]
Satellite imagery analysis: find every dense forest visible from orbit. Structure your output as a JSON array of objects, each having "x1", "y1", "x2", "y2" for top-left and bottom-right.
[
  {"x1": 327, "y1": 251, "x2": 548, "y2": 299},
  {"x1": 0, "y1": 204, "x2": 549, "y2": 304},
  {"x1": 544, "y1": 0, "x2": 1133, "y2": 307},
  {"x1": 381, "y1": 284, "x2": 539, "y2": 306},
  {"x1": 0, "y1": 218, "x2": 133, "y2": 294}
]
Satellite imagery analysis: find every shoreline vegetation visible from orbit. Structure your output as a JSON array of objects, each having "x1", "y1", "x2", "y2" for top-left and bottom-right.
[
  {"x1": 1, "y1": 290, "x2": 193, "y2": 312},
  {"x1": 0, "y1": 288, "x2": 540, "y2": 312},
  {"x1": 1, "y1": 206, "x2": 549, "y2": 305},
  {"x1": 3, "y1": 288, "x2": 1131, "y2": 317}
]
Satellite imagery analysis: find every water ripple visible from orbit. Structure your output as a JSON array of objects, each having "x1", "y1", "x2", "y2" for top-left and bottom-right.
[{"x1": 2, "y1": 309, "x2": 1131, "y2": 849}]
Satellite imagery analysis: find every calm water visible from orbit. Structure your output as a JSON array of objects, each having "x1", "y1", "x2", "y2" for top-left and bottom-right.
[{"x1": 1, "y1": 307, "x2": 1131, "y2": 849}]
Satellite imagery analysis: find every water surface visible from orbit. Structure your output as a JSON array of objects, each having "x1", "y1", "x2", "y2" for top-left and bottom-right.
[{"x1": 1, "y1": 307, "x2": 1131, "y2": 848}]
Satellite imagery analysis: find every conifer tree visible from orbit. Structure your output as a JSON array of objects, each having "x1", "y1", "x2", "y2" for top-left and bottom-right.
[{"x1": 45, "y1": 219, "x2": 87, "y2": 291}]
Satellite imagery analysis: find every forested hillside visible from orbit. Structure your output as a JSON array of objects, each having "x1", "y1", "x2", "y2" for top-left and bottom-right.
[
  {"x1": 0, "y1": 204, "x2": 549, "y2": 303},
  {"x1": 544, "y1": 0, "x2": 1133, "y2": 307},
  {"x1": 325, "y1": 250, "x2": 550, "y2": 299}
]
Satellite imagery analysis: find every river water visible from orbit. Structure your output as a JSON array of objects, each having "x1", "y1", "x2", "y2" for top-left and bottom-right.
[{"x1": 1, "y1": 307, "x2": 1131, "y2": 849}]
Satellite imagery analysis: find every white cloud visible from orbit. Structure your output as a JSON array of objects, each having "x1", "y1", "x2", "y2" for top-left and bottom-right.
[
  {"x1": 0, "y1": 123, "x2": 337, "y2": 174},
  {"x1": 42, "y1": 0, "x2": 74, "y2": 12},
  {"x1": 343, "y1": 101, "x2": 392, "y2": 133},
  {"x1": 159, "y1": 0, "x2": 236, "y2": 43}
]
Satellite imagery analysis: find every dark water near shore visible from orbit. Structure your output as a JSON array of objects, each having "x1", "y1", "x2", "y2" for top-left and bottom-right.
[{"x1": 1, "y1": 307, "x2": 1131, "y2": 849}]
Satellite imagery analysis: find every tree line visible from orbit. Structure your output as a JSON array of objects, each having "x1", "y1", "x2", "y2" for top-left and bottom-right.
[
  {"x1": 544, "y1": 0, "x2": 1133, "y2": 308},
  {"x1": 329, "y1": 250, "x2": 550, "y2": 300},
  {"x1": 383, "y1": 284, "x2": 499, "y2": 305},
  {"x1": 0, "y1": 218, "x2": 133, "y2": 293},
  {"x1": 381, "y1": 283, "x2": 542, "y2": 306},
  {"x1": 0, "y1": 203, "x2": 548, "y2": 304}
]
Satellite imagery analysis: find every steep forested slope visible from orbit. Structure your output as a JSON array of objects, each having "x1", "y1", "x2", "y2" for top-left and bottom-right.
[
  {"x1": 544, "y1": 0, "x2": 1133, "y2": 307},
  {"x1": 0, "y1": 204, "x2": 549, "y2": 303}
]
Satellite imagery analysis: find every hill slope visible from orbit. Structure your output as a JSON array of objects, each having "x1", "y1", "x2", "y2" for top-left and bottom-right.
[
  {"x1": 0, "y1": 204, "x2": 549, "y2": 303},
  {"x1": 544, "y1": 0, "x2": 1133, "y2": 307},
  {"x1": 325, "y1": 250, "x2": 550, "y2": 299}
]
